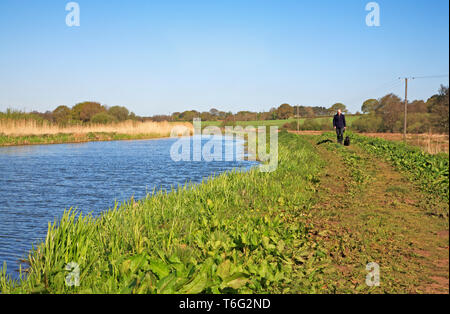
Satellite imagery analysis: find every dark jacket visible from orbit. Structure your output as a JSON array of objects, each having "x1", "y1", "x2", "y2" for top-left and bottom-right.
[{"x1": 333, "y1": 113, "x2": 346, "y2": 129}]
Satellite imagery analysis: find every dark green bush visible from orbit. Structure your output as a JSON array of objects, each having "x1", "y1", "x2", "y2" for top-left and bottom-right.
[
  {"x1": 300, "y1": 118, "x2": 330, "y2": 131},
  {"x1": 351, "y1": 114, "x2": 383, "y2": 133},
  {"x1": 90, "y1": 112, "x2": 118, "y2": 124}
]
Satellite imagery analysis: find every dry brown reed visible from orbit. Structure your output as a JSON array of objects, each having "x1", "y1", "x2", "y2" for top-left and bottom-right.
[{"x1": 0, "y1": 119, "x2": 193, "y2": 137}]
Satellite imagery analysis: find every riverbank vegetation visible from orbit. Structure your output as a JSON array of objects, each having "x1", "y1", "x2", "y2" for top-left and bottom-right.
[
  {"x1": 0, "y1": 132, "x2": 328, "y2": 293},
  {"x1": 0, "y1": 120, "x2": 192, "y2": 146},
  {"x1": 1, "y1": 131, "x2": 448, "y2": 293}
]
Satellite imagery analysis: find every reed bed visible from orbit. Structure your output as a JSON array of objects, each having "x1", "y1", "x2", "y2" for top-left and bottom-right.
[
  {"x1": 0, "y1": 119, "x2": 193, "y2": 137},
  {"x1": 0, "y1": 119, "x2": 193, "y2": 146},
  {"x1": 0, "y1": 119, "x2": 192, "y2": 136}
]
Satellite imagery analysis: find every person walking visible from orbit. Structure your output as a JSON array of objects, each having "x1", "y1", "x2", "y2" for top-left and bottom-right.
[{"x1": 333, "y1": 109, "x2": 346, "y2": 144}]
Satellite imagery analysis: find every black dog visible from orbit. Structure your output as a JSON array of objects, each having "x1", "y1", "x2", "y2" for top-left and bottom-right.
[{"x1": 344, "y1": 136, "x2": 350, "y2": 146}]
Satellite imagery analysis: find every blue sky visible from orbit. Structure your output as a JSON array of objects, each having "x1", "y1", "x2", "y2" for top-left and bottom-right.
[{"x1": 0, "y1": 0, "x2": 448, "y2": 116}]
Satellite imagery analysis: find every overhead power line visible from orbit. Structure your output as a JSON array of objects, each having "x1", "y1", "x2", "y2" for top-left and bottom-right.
[
  {"x1": 340, "y1": 74, "x2": 447, "y2": 117},
  {"x1": 342, "y1": 79, "x2": 404, "y2": 108},
  {"x1": 397, "y1": 74, "x2": 449, "y2": 142},
  {"x1": 410, "y1": 74, "x2": 449, "y2": 80},
  {"x1": 397, "y1": 74, "x2": 449, "y2": 81}
]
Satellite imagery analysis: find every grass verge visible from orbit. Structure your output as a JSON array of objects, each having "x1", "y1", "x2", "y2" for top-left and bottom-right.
[{"x1": 0, "y1": 132, "x2": 171, "y2": 147}]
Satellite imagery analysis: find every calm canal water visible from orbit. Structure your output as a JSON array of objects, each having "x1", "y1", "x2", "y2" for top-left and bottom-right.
[{"x1": 0, "y1": 136, "x2": 257, "y2": 278}]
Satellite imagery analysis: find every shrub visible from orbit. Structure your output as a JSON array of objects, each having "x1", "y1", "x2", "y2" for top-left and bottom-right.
[
  {"x1": 300, "y1": 118, "x2": 330, "y2": 131},
  {"x1": 72, "y1": 102, "x2": 106, "y2": 122},
  {"x1": 406, "y1": 113, "x2": 431, "y2": 134},
  {"x1": 108, "y1": 106, "x2": 130, "y2": 121},
  {"x1": 282, "y1": 121, "x2": 297, "y2": 130},
  {"x1": 90, "y1": 112, "x2": 118, "y2": 124},
  {"x1": 351, "y1": 114, "x2": 383, "y2": 133}
]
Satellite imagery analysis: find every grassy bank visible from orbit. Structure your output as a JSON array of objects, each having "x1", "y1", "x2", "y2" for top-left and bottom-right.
[
  {"x1": 0, "y1": 132, "x2": 169, "y2": 147},
  {"x1": 0, "y1": 131, "x2": 328, "y2": 293},
  {"x1": 1, "y1": 131, "x2": 447, "y2": 294}
]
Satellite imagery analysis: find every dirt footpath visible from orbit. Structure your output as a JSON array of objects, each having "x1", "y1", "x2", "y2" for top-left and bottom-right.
[{"x1": 306, "y1": 137, "x2": 449, "y2": 293}]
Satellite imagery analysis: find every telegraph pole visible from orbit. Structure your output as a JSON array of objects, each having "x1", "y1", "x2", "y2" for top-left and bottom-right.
[
  {"x1": 403, "y1": 78, "x2": 408, "y2": 142},
  {"x1": 296, "y1": 105, "x2": 300, "y2": 132},
  {"x1": 399, "y1": 76, "x2": 449, "y2": 140},
  {"x1": 399, "y1": 77, "x2": 413, "y2": 142}
]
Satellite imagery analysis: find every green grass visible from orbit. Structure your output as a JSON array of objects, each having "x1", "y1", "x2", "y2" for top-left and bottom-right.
[
  {"x1": 0, "y1": 109, "x2": 44, "y2": 121},
  {"x1": 0, "y1": 131, "x2": 328, "y2": 294},
  {"x1": 350, "y1": 133, "x2": 449, "y2": 203},
  {"x1": 306, "y1": 133, "x2": 449, "y2": 293},
  {"x1": 0, "y1": 132, "x2": 168, "y2": 147},
  {"x1": 201, "y1": 119, "x2": 297, "y2": 128},
  {"x1": 202, "y1": 116, "x2": 359, "y2": 129},
  {"x1": 385, "y1": 185, "x2": 409, "y2": 195}
]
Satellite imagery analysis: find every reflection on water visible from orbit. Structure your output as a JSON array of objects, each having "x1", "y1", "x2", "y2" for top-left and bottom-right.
[
  {"x1": 0, "y1": 145, "x2": 39, "y2": 156},
  {"x1": 0, "y1": 136, "x2": 257, "y2": 278}
]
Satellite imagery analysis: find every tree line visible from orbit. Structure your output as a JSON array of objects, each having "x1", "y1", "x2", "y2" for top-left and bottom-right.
[
  {"x1": 153, "y1": 103, "x2": 346, "y2": 123},
  {"x1": 1, "y1": 84, "x2": 448, "y2": 134},
  {"x1": 0, "y1": 102, "x2": 140, "y2": 125},
  {"x1": 353, "y1": 85, "x2": 449, "y2": 134}
]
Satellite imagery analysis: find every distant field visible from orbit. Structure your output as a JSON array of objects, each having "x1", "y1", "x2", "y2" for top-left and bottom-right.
[
  {"x1": 204, "y1": 116, "x2": 448, "y2": 155},
  {"x1": 201, "y1": 119, "x2": 296, "y2": 128},
  {"x1": 362, "y1": 132, "x2": 449, "y2": 155},
  {"x1": 288, "y1": 130, "x2": 449, "y2": 155},
  {"x1": 202, "y1": 116, "x2": 358, "y2": 129}
]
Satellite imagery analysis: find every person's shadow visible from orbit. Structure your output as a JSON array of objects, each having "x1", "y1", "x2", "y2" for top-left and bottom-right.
[{"x1": 316, "y1": 139, "x2": 333, "y2": 145}]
